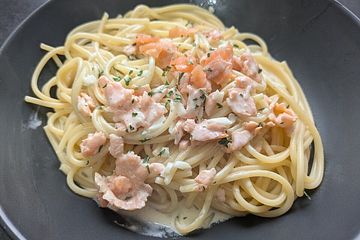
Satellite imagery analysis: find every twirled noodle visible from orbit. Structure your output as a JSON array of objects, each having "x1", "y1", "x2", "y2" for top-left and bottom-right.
[{"x1": 25, "y1": 4, "x2": 324, "y2": 236}]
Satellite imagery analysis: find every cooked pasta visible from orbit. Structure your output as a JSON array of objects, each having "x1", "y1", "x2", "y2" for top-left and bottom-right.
[{"x1": 24, "y1": 4, "x2": 324, "y2": 235}]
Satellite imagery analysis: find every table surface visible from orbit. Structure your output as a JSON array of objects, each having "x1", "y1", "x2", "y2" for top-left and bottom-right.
[{"x1": 0, "y1": 0, "x2": 359, "y2": 239}]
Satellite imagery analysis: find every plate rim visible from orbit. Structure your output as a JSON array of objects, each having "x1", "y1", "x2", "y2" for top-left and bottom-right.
[{"x1": 1, "y1": 0, "x2": 360, "y2": 239}]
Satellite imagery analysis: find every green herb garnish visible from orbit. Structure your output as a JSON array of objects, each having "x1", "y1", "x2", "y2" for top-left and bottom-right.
[
  {"x1": 165, "y1": 99, "x2": 171, "y2": 108},
  {"x1": 218, "y1": 138, "x2": 231, "y2": 147},
  {"x1": 113, "y1": 76, "x2": 121, "y2": 82},
  {"x1": 167, "y1": 90, "x2": 174, "y2": 97},
  {"x1": 174, "y1": 94, "x2": 182, "y2": 102},
  {"x1": 98, "y1": 69, "x2": 104, "y2": 78},
  {"x1": 216, "y1": 103, "x2": 223, "y2": 108},
  {"x1": 159, "y1": 148, "x2": 166, "y2": 156},
  {"x1": 137, "y1": 70, "x2": 143, "y2": 76},
  {"x1": 162, "y1": 66, "x2": 171, "y2": 76},
  {"x1": 143, "y1": 155, "x2": 150, "y2": 164},
  {"x1": 132, "y1": 112, "x2": 138, "y2": 117},
  {"x1": 178, "y1": 72, "x2": 185, "y2": 82},
  {"x1": 124, "y1": 76, "x2": 132, "y2": 86}
]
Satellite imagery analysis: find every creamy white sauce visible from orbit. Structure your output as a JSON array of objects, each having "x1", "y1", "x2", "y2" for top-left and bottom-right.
[
  {"x1": 110, "y1": 199, "x2": 232, "y2": 237},
  {"x1": 83, "y1": 74, "x2": 97, "y2": 86},
  {"x1": 26, "y1": 110, "x2": 42, "y2": 130}
]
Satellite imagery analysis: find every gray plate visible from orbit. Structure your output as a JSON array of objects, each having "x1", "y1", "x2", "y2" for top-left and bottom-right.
[{"x1": 1, "y1": 0, "x2": 360, "y2": 239}]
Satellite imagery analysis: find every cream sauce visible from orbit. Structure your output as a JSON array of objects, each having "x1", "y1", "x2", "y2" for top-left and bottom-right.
[
  {"x1": 26, "y1": 110, "x2": 42, "y2": 130},
  {"x1": 111, "y1": 199, "x2": 232, "y2": 237}
]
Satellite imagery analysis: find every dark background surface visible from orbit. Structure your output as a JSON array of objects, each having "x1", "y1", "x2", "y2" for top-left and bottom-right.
[{"x1": 0, "y1": 0, "x2": 359, "y2": 239}]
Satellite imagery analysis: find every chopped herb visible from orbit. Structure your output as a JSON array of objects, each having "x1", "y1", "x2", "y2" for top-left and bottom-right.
[
  {"x1": 132, "y1": 112, "x2": 138, "y2": 117},
  {"x1": 148, "y1": 91, "x2": 154, "y2": 96},
  {"x1": 207, "y1": 52, "x2": 210, "y2": 57},
  {"x1": 137, "y1": 70, "x2": 143, "y2": 76},
  {"x1": 142, "y1": 155, "x2": 150, "y2": 164},
  {"x1": 128, "y1": 70, "x2": 133, "y2": 75},
  {"x1": 124, "y1": 76, "x2": 131, "y2": 86},
  {"x1": 216, "y1": 103, "x2": 223, "y2": 108},
  {"x1": 165, "y1": 99, "x2": 171, "y2": 108},
  {"x1": 185, "y1": 22, "x2": 191, "y2": 27},
  {"x1": 199, "y1": 94, "x2": 206, "y2": 100},
  {"x1": 178, "y1": 72, "x2": 185, "y2": 82},
  {"x1": 98, "y1": 70, "x2": 104, "y2": 78},
  {"x1": 218, "y1": 138, "x2": 231, "y2": 147},
  {"x1": 167, "y1": 90, "x2": 174, "y2": 97},
  {"x1": 258, "y1": 68, "x2": 263, "y2": 74},
  {"x1": 131, "y1": 98, "x2": 135, "y2": 104},
  {"x1": 193, "y1": 98, "x2": 198, "y2": 101},
  {"x1": 233, "y1": 44, "x2": 240, "y2": 48},
  {"x1": 188, "y1": 60, "x2": 193, "y2": 65},
  {"x1": 258, "y1": 122, "x2": 264, "y2": 127},
  {"x1": 86, "y1": 160, "x2": 90, "y2": 166},
  {"x1": 286, "y1": 105, "x2": 290, "y2": 108},
  {"x1": 210, "y1": 47, "x2": 215, "y2": 51},
  {"x1": 280, "y1": 122, "x2": 284, "y2": 125},
  {"x1": 183, "y1": 217, "x2": 188, "y2": 220},
  {"x1": 98, "y1": 145, "x2": 104, "y2": 153},
  {"x1": 102, "y1": 83, "x2": 107, "y2": 88},
  {"x1": 195, "y1": 104, "x2": 199, "y2": 108},
  {"x1": 239, "y1": 93, "x2": 244, "y2": 98},
  {"x1": 206, "y1": 68, "x2": 213, "y2": 72},
  {"x1": 125, "y1": 196, "x2": 132, "y2": 200},
  {"x1": 129, "y1": 125, "x2": 134, "y2": 131},
  {"x1": 113, "y1": 76, "x2": 121, "y2": 82},
  {"x1": 174, "y1": 94, "x2": 182, "y2": 102},
  {"x1": 165, "y1": 80, "x2": 169, "y2": 85},
  {"x1": 142, "y1": 156, "x2": 150, "y2": 173},
  {"x1": 132, "y1": 42, "x2": 136, "y2": 46},
  {"x1": 140, "y1": 138, "x2": 150, "y2": 143},
  {"x1": 159, "y1": 148, "x2": 166, "y2": 156},
  {"x1": 162, "y1": 66, "x2": 171, "y2": 76}
]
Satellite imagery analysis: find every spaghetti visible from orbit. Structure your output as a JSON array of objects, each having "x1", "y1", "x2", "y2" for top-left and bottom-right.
[{"x1": 25, "y1": 4, "x2": 324, "y2": 235}]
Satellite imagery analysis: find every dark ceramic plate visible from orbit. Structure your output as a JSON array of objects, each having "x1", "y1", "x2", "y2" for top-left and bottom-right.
[{"x1": 1, "y1": 0, "x2": 360, "y2": 239}]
